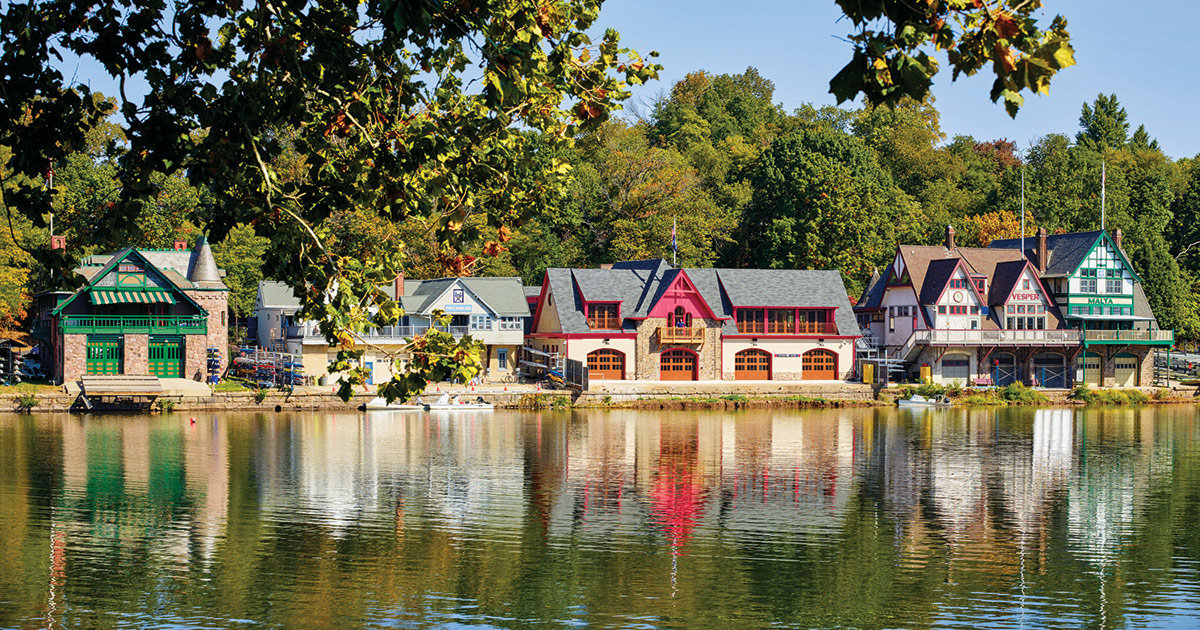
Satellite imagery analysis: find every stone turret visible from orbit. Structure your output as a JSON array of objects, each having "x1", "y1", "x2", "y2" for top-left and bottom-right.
[{"x1": 188, "y1": 234, "x2": 224, "y2": 289}]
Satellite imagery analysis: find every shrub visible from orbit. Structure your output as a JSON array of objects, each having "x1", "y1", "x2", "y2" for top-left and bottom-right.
[
  {"x1": 720, "y1": 394, "x2": 749, "y2": 402},
  {"x1": 1093, "y1": 389, "x2": 1130, "y2": 405},
  {"x1": 157, "y1": 398, "x2": 176, "y2": 413},
  {"x1": 1152, "y1": 388, "x2": 1170, "y2": 401},
  {"x1": 1126, "y1": 390, "x2": 1150, "y2": 404},
  {"x1": 254, "y1": 388, "x2": 269, "y2": 404},
  {"x1": 999, "y1": 382, "x2": 1049, "y2": 404},
  {"x1": 550, "y1": 396, "x2": 569, "y2": 410},
  {"x1": 914, "y1": 382, "x2": 948, "y2": 398},
  {"x1": 963, "y1": 393, "x2": 1001, "y2": 405},
  {"x1": 945, "y1": 380, "x2": 963, "y2": 397},
  {"x1": 1070, "y1": 384, "x2": 1095, "y2": 403},
  {"x1": 16, "y1": 392, "x2": 37, "y2": 411}
]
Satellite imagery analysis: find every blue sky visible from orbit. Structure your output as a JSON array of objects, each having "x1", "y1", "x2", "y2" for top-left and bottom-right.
[{"x1": 593, "y1": 0, "x2": 1200, "y2": 159}]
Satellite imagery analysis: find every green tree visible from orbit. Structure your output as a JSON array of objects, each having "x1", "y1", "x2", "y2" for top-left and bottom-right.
[
  {"x1": 1076, "y1": 93, "x2": 1129, "y2": 150},
  {"x1": 739, "y1": 127, "x2": 913, "y2": 294},
  {"x1": 212, "y1": 223, "x2": 269, "y2": 319}
]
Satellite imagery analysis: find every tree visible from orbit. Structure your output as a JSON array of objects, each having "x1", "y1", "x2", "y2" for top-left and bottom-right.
[
  {"x1": 831, "y1": 0, "x2": 1075, "y2": 116},
  {"x1": 739, "y1": 127, "x2": 913, "y2": 294},
  {"x1": 1077, "y1": 94, "x2": 1129, "y2": 150},
  {"x1": 212, "y1": 224, "x2": 269, "y2": 319}
]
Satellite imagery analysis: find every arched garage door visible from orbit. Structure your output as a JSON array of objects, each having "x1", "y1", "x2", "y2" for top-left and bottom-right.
[
  {"x1": 802, "y1": 349, "x2": 838, "y2": 381},
  {"x1": 660, "y1": 348, "x2": 697, "y2": 381},
  {"x1": 734, "y1": 349, "x2": 771, "y2": 380},
  {"x1": 587, "y1": 349, "x2": 625, "y2": 381}
]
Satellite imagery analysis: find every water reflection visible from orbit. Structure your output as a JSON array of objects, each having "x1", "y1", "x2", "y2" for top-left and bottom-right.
[{"x1": 2, "y1": 407, "x2": 1200, "y2": 628}]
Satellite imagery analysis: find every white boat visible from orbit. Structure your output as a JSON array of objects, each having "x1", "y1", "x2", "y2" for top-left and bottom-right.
[
  {"x1": 424, "y1": 393, "x2": 495, "y2": 411},
  {"x1": 364, "y1": 396, "x2": 425, "y2": 411},
  {"x1": 897, "y1": 394, "x2": 953, "y2": 408}
]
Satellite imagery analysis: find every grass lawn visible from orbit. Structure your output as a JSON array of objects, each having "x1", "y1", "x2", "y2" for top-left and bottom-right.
[
  {"x1": 0, "y1": 380, "x2": 61, "y2": 394},
  {"x1": 214, "y1": 378, "x2": 253, "y2": 392}
]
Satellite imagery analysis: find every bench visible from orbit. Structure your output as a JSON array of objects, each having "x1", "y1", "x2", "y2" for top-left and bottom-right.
[{"x1": 972, "y1": 377, "x2": 994, "y2": 387}]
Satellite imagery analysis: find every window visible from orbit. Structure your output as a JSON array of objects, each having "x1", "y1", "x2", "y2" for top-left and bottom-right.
[
  {"x1": 1007, "y1": 305, "x2": 1015, "y2": 314},
  {"x1": 797, "y1": 309, "x2": 830, "y2": 334},
  {"x1": 1081, "y1": 268, "x2": 1098, "y2": 293},
  {"x1": 669, "y1": 306, "x2": 693, "y2": 328},
  {"x1": 470, "y1": 314, "x2": 492, "y2": 331},
  {"x1": 938, "y1": 305, "x2": 946, "y2": 314},
  {"x1": 498, "y1": 317, "x2": 522, "y2": 331},
  {"x1": 587, "y1": 303, "x2": 619, "y2": 329},
  {"x1": 1022, "y1": 279, "x2": 1030, "y2": 290},
  {"x1": 950, "y1": 278, "x2": 967, "y2": 289},
  {"x1": 975, "y1": 279, "x2": 986, "y2": 292},
  {"x1": 971, "y1": 319, "x2": 978, "y2": 329},
  {"x1": 1037, "y1": 317, "x2": 1046, "y2": 329},
  {"x1": 970, "y1": 306, "x2": 979, "y2": 315},
  {"x1": 1038, "y1": 305, "x2": 1045, "y2": 314},
  {"x1": 1106, "y1": 277, "x2": 1122, "y2": 294},
  {"x1": 117, "y1": 261, "x2": 146, "y2": 287},
  {"x1": 1017, "y1": 305, "x2": 1025, "y2": 314},
  {"x1": 497, "y1": 349, "x2": 508, "y2": 370},
  {"x1": 767, "y1": 309, "x2": 795, "y2": 333},
  {"x1": 736, "y1": 309, "x2": 765, "y2": 334},
  {"x1": 1007, "y1": 317, "x2": 1014, "y2": 329}
]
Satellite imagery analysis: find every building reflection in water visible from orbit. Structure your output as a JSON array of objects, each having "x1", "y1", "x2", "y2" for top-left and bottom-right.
[{"x1": 6, "y1": 405, "x2": 1200, "y2": 629}]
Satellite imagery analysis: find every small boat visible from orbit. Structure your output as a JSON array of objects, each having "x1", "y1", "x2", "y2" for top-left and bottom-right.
[
  {"x1": 424, "y1": 393, "x2": 495, "y2": 411},
  {"x1": 897, "y1": 394, "x2": 953, "y2": 408},
  {"x1": 364, "y1": 396, "x2": 425, "y2": 411}
]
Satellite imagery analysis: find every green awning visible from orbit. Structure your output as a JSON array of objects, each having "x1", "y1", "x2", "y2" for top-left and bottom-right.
[{"x1": 90, "y1": 289, "x2": 177, "y2": 305}]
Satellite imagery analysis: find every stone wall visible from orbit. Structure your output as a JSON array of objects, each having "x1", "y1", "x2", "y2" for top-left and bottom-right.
[
  {"x1": 184, "y1": 289, "x2": 229, "y2": 372},
  {"x1": 634, "y1": 317, "x2": 722, "y2": 380},
  {"x1": 184, "y1": 334, "x2": 207, "y2": 381},
  {"x1": 124, "y1": 334, "x2": 149, "y2": 375},
  {"x1": 62, "y1": 333, "x2": 87, "y2": 383}
]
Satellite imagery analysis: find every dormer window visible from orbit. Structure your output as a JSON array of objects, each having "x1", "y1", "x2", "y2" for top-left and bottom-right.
[
  {"x1": 975, "y1": 279, "x2": 986, "y2": 292},
  {"x1": 587, "y1": 303, "x2": 619, "y2": 329}
]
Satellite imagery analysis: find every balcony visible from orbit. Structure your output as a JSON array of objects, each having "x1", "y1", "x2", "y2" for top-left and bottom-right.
[
  {"x1": 1083, "y1": 329, "x2": 1174, "y2": 345},
  {"x1": 659, "y1": 326, "x2": 705, "y2": 344},
  {"x1": 60, "y1": 315, "x2": 208, "y2": 335},
  {"x1": 734, "y1": 322, "x2": 840, "y2": 335},
  {"x1": 914, "y1": 329, "x2": 1084, "y2": 346},
  {"x1": 286, "y1": 324, "x2": 471, "y2": 342}
]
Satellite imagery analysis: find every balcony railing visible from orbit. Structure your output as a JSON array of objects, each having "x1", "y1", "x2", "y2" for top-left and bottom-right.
[
  {"x1": 914, "y1": 329, "x2": 1084, "y2": 346},
  {"x1": 286, "y1": 324, "x2": 471, "y2": 340},
  {"x1": 735, "y1": 322, "x2": 839, "y2": 335},
  {"x1": 1084, "y1": 329, "x2": 1174, "y2": 345},
  {"x1": 659, "y1": 326, "x2": 705, "y2": 344},
  {"x1": 60, "y1": 314, "x2": 208, "y2": 335}
]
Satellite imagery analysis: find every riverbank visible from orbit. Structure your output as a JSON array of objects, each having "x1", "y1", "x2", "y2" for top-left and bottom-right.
[{"x1": 0, "y1": 380, "x2": 1194, "y2": 413}]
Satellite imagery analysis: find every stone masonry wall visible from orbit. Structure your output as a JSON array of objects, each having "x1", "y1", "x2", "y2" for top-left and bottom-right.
[
  {"x1": 124, "y1": 334, "x2": 149, "y2": 376},
  {"x1": 185, "y1": 334, "x2": 207, "y2": 381},
  {"x1": 634, "y1": 317, "x2": 722, "y2": 380},
  {"x1": 184, "y1": 289, "x2": 229, "y2": 374},
  {"x1": 62, "y1": 333, "x2": 87, "y2": 383}
]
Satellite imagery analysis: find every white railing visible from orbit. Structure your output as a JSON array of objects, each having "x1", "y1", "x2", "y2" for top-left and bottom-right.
[
  {"x1": 286, "y1": 324, "x2": 470, "y2": 340},
  {"x1": 914, "y1": 329, "x2": 1084, "y2": 345},
  {"x1": 1084, "y1": 329, "x2": 1174, "y2": 343}
]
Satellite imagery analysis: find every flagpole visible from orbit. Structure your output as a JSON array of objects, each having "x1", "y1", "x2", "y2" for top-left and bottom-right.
[
  {"x1": 1020, "y1": 166, "x2": 1025, "y2": 255},
  {"x1": 672, "y1": 217, "x2": 677, "y2": 266},
  {"x1": 1101, "y1": 160, "x2": 1106, "y2": 232}
]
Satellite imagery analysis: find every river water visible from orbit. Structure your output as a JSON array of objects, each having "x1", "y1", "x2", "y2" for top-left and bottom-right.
[{"x1": 2, "y1": 407, "x2": 1200, "y2": 629}]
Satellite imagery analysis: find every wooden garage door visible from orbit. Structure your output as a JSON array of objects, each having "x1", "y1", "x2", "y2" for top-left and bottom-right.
[
  {"x1": 660, "y1": 349, "x2": 697, "y2": 381},
  {"x1": 587, "y1": 349, "x2": 625, "y2": 380},
  {"x1": 1114, "y1": 354, "x2": 1138, "y2": 387},
  {"x1": 734, "y1": 349, "x2": 771, "y2": 380},
  {"x1": 149, "y1": 336, "x2": 183, "y2": 378},
  {"x1": 1077, "y1": 353, "x2": 1102, "y2": 387},
  {"x1": 802, "y1": 349, "x2": 837, "y2": 381}
]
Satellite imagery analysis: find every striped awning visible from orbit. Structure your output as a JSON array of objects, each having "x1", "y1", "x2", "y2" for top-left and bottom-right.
[{"x1": 90, "y1": 289, "x2": 177, "y2": 305}]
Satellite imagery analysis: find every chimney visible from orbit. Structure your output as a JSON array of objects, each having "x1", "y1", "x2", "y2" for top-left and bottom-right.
[
  {"x1": 1037, "y1": 227, "x2": 1048, "y2": 273},
  {"x1": 600, "y1": 263, "x2": 613, "y2": 270},
  {"x1": 393, "y1": 272, "x2": 405, "y2": 300},
  {"x1": 1114, "y1": 228, "x2": 1123, "y2": 250},
  {"x1": 173, "y1": 239, "x2": 188, "y2": 251},
  {"x1": 50, "y1": 235, "x2": 65, "y2": 250},
  {"x1": 945, "y1": 225, "x2": 956, "y2": 251}
]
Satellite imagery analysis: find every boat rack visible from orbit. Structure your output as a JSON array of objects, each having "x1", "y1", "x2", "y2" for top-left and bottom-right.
[{"x1": 232, "y1": 347, "x2": 309, "y2": 388}]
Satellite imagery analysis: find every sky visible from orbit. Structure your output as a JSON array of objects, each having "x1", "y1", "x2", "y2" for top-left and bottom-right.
[{"x1": 591, "y1": 0, "x2": 1200, "y2": 159}]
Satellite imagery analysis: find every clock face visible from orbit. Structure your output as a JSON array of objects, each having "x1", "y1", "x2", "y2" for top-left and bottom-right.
[{"x1": 953, "y1": 291, "x2": 964, "y2": 303}]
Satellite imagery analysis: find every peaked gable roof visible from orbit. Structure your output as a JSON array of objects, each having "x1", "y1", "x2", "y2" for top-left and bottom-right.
[
  {"x1": 53, "y1": 248, "x2": 207, "y2": 315},
  {"x1": 857, "y1": 269, "x2": 885, "y2": 309},
  {"x1": 988, "y1": 230, "x2": 1099, "y2": 277},
  {"x1": 539, "y1": 261, "x2": 859, "y2": 336},
  {"x1": 404, "y1": 277, "x2": 530, "y2": 317}
]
